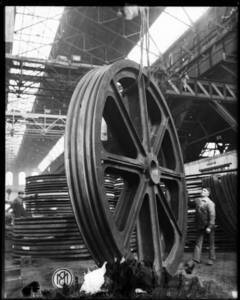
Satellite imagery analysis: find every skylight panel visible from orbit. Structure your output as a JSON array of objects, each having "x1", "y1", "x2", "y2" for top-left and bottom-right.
[
  {"x1": 7, "y1": 94, "x2": 36, "y2": 112},
  {"x1": 9, "y1": 79, "x2": 16, "y2": 86},
  {"x1": 23, "y1": 62, "x2": 44, "y2": 68},
  {"x1": 127, "y1": 6, "x2": 209, "y2": 66},
  {"x1": 9, "y1": 68, "x2": 43, "y2": 76},
  {"x1": 12, "y1": 6, "x2": 64, "y2": 59},
  {"x1": 14, "y1": 13, "x2": 25, "y2": 32},
  {"x1": 10, "y1": 68, "x2": 20, "y2": 74},
  {"x1": 36, "y1": 6, "x2": 64, "y2": 18},
  {"x1": 38, "y1": 136, "x2": 64, "y2": 172},
  {"x1": 199, "y1": 142, "x2": 230, "y2": 157},
  {"x1": 7, "y1": 6, "x2": 64, "y2": 167},
  {"x1": 16, "y1": 6, "x2": 25, "y2": 14},
  {"x1": 6, "y1": 125, "x2": 26, "y2": 159}
]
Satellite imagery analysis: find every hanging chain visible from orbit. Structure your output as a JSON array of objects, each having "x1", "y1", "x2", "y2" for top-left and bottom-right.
[
  {"x1": 137, "y1": 7, "x2": 150, "y2": 88},
  {"x1": 122, "y1": 6, "x2": 151, "y2": 96},
  {"x1": 137, "y1": 7, "x2": 144, "y2": 84},
  {"x1": 145, "y1": 7, "x2": 151, "y2": 88}
]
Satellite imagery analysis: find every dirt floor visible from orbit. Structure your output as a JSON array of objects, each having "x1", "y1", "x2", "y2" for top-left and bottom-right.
[
  {"x1": 4, "y1": 251, "x2": 237, "y2": 298},
  {"x1": 181, "y1": 252, "x2": 237, "y2": 293}
]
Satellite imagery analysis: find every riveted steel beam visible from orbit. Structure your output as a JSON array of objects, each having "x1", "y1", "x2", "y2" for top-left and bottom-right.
[
  {"x1": 165, "y1": 78, "x2": 236, "y2": 103},
  {"x1": 209, "y1": 101, "x2": 237, "y2": 131}
]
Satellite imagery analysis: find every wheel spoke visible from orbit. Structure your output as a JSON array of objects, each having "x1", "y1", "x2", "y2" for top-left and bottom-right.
[
  {"x1": 159, "y1": 166, "x2": 183, "y2": 181},
  {"x1": 111, "y1": 79, "x2": 146, "y2": 156},
  {"x1": 149, "y1": 186, "x2": 163, "y2": 272},
  {"x1": 152, "y1": 117, "x2": 169, "y2": 155},
  {"x1": 156, "y1": 185, "x2": 182, "y2": 237},
  {"x1": 121, "y1": 180, "x2": 148, "y2": 247},
  {"x1": 101, "y1": 151, "x2": 145, "y2": 174},
  {"x1": 138, "y1": 76, "x2": 151, "y2": 151},
  {"x1": 147, "y1": 82, "x2": 165, "y2": 113}
]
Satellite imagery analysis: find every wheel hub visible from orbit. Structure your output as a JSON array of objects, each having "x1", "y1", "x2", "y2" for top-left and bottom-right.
[
  {"x1": 149, "y1": 160, "x2": 160, "y2": 184},
  {"x1": 146, "y1": 156, "x2": 161, "y2": 184}
]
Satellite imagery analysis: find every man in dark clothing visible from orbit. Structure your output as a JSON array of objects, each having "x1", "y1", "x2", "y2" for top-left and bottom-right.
[
  {"x1": 192, "y1": 187, "x2": 216, "y2": 265},
  {"x1": 7, "y1": 191, "x2": 27, "y2": 218}
]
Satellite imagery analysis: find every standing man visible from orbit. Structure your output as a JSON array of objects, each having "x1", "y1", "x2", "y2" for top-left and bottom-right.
[
  {"x1": 6, "y1": 191, "x2": 27, "y2": 218},
  {"x1": 193, "y1": 187, "x2": 216, "y2": 265},
  {"x1": 6, "y1": 188, "x2": 12, "y2": 202}
]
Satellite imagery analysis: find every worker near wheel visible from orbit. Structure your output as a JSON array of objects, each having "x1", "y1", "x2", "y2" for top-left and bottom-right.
[
  {"x1": 193, "y1": 187, "x2": 216, "y2": 265},
  {"x1": 6, "y1": 191, "x2": 27, "y2": 219}
]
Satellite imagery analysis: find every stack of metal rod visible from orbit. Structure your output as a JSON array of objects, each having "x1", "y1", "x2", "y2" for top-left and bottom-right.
[
  {"x1": 185, "y1": 170, "x2": 237, "y2": 252},
  {"x1": 12, "y1": 175, "x2": 89, "y2": 259},
  {"x1": 105, "y1": 174, "x2": 117, "y2": 213},
  {"x1": 113, "y1": 176, "x2": 137, "y2": 253},
  {"x1": 24, "y1": 175, "x2": 73, "y2": 216},
  {"x1": 12, "y1": 216, "x2": 89, "y2": 259},
  {"x1": 202, "y1": 172, "x2": 236, "y2": 236},
  {"x1": 12, "y1": 169, "x2": 236, "y2": 259},
  {"x1": 12, "y1": 174, "x2": 137, "y2": 259}
]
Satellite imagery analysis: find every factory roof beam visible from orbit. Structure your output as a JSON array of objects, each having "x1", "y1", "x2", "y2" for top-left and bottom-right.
[
  {"x1": 6, "y1": 53, "x2": 98, "y2": 70},
  {"x1": 165, "y1": 78, "x2": 236, "y2": 103},
  {"x1": 6, "y1": 111, "x2": 66, "y2": 137},
  {"x1": 7, "y1": 54, "x2": 237, "y2": 105},
  {"x1": 152, "y1": 7, "x2": 237, "y2": 80}
]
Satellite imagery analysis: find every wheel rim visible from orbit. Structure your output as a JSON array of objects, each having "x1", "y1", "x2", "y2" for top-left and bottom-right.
[{"x1": 65, "y1": 59, "x2": 187, "y2": 275}]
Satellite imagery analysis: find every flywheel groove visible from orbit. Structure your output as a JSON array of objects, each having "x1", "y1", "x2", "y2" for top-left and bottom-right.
[{"x1": 65, "y1": 60, "x2": 188, "y2": 275}]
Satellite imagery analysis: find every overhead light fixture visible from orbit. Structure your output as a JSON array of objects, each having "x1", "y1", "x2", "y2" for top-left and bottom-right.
[
  {"x1": 71, "y1": 55, "x2": 81, "y2": 62},
  {"x1": 116, "y1": 8, "x2": 123, "y2": 17},
  {"x1": 56, "y1": 55, "x2": 69, "y2": 64},
  {"x1": 123, "y1": 6, "x2": 140, "y2": 20},
  {"x1": 44, "y1": 108, "x2": 51, "y2": 114}
]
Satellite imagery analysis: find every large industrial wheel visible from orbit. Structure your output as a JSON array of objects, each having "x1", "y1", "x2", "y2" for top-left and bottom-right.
[{"x1": 65, "y1": 60, "x2": 187, "y2": 276}]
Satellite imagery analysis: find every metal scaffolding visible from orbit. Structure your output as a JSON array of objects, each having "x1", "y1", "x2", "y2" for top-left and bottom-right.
[{"x1": 6, "y1": 111, "x2": 66, "y2": 137}]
